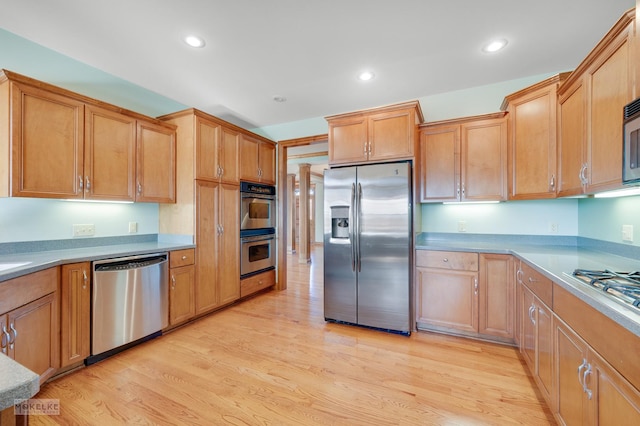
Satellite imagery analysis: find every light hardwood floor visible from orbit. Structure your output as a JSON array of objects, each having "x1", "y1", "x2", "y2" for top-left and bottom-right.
[{"x1": 32, "y1": 245, "x2": 554, "y2": 425}]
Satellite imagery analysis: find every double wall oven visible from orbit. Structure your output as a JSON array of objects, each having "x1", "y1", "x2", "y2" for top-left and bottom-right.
[{"x1": 240, "y1": 181, "x2": 276, "y2": 278}]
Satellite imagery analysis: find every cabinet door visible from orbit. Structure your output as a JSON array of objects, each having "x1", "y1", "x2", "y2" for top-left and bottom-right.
[
  {"x1": 220, "y1": 128, "x2": 240, "y2": 184},
  {"x1": 416, "y1": 268, "x2": 478, "y2": 333},
  {"x1": 328, "y1": 115, "x2": 368, "y2": 165},
  {"x1": 590, "y1": 350, "x2": 640, "y2": 425},
  {"x1": 419, "y1": 125, "x2": 459, "y2": 202},
  {"x1": 195, "y1": 180, "x2": 219, "y2": 315},
  {"x1": 196, "y1": 118, "x2": 221, "y2": 181},
  {"x1": 537, "y1": 300, "x2": 554, "y2": 403},
  {"x1": 9, "y1": 293, "x2": 59, "y2": 383},
  {"x1": 586, "y1": 29, "x2": 631, "y2": 193},
  {"x1": 461, "y1": 117, "x2": 507, "y2": 201},
  {"x1": 521, "y1": 285, "x2": 536, "y2": 371},
  {"x1": 557, "y1": 79, "x2": 586, "y2": 197},
  {"x1": 368, "y1": 109, "x2": 414, "y2": 161},
  {"x1": 10, "y1": 82, "x2": 84, "y2": 199},
  {"x1": 508, "y1": 86, "x2": 558, "y2": 199},
  {"x1": 136, "y1": 120, "x2": 176, "y2": 203},
  {"x1": 479, "y1": 254, "x2": 514, "y2": 339},
  {"x1": 218, "y1": 184, "x2": 240, "y2": 306},
  {"x1": 258, "y1": 141, "x2": 276, "y2": 184},
  {"x1": 60, "y1": 262, "x2": 90, "y2": 368},
  {"x1": 238, "y1": 134, "x2": 260, "y2": 182},
  {"x1": 555, "y1": 316, "x2": 589, "y2": 426},
  {"x1": 169, "y1": 265, "x2": 196, "y2": 325},
  {"x1": 84, "y1": 105, "x2": 136, "y2": 201}
]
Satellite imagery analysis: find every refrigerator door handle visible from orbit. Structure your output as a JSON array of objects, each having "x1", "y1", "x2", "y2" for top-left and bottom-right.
[
  {"x1": 357, "y1": 182, "x2": 363, "y2": 273},
  {"x1": 350, "y1": 183, "x2": 356, "y2": 272}
]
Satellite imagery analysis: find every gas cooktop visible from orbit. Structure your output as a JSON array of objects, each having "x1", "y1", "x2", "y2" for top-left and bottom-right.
[{"x1": 570, "y1": 269, "x2": 640, "y2": 311}]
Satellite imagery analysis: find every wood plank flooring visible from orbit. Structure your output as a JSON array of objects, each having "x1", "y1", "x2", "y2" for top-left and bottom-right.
[{"x1": 32, "y1": 245, "x2": 555, "y2": 425}]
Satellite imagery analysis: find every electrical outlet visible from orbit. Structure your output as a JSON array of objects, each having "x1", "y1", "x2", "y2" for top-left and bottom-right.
[
  {"x1": 549, "y1": 223, "x2": 559, "y2": 234},
  {"x1": 72, "y1": 224, "x2": 95, "y2": 237},
  {"x1": 457, "y1": 220, "x2": 467, "y2": 233},
  {"x1": 128, "y1": 221, "x2": 138, "y2": 234},
  {"x1": 622, "y1": 224, "x2": 634, "y2": 242}
]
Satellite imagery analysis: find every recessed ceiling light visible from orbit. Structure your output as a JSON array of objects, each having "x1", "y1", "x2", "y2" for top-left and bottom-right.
[
  {"x1": 184, "y1": 35, "x2": 206, "y2": 48},
  {"x1": 482, "y1": 39, "x2": 508, "y2": 53},
  {"x1": 273, "y1": 96, "x2": 287, "y2": 103},
  {"x1": 358, "y1": 71, "x2": 375, "y2": 81}
]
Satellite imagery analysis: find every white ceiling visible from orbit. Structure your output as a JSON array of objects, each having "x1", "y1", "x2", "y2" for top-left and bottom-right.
[{"x1": 0, "y1": 0, "x2": 634, "y2": 129}]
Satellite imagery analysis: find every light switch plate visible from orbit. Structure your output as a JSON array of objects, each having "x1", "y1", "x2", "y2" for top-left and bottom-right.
[{"x1": 622, "y1": 224, "x2": 634, "y2": 242}]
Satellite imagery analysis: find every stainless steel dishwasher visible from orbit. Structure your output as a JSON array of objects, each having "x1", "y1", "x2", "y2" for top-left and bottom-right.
[{"x1": 87, "y1": 252, "x2": 168, "y2": 365}]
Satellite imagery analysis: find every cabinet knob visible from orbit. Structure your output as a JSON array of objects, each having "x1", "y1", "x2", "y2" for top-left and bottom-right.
[
  {"x1": 442, "y1": 258, "x2": 448, "y2": 263},
  {"x1": 181, "y1": 255, "x2": 187, "y2": 260}
]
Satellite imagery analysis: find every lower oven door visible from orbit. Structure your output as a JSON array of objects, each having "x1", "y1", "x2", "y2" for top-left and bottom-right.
[{"x1": 241, "y1": 234, "x2": 276, "y2": 277}]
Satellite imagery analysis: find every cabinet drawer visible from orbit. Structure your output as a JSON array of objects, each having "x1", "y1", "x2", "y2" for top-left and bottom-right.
[
  {"x1": 170, "y1": 249, "x2": 195, "y2": 268},
  {"x1": 0, "y1": 267, "x2": 59, "y2": 315},
  {"x1": 416, "y1": 250, "x2": 478, "y2": 271},
  {"x1": 520, "y1": 262, "x2": 552, "y2": 307},
  {"x1": 240, "y1": 269, "x2": 275, "y2": 298}
]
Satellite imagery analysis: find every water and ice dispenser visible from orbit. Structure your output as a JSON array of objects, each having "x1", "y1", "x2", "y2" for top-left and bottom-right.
[{"x1": 330, "y1": 206, "x2": 349, "y2": 239}]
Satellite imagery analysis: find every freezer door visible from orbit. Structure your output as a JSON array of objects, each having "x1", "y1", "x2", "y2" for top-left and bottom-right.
[
  {"x1": 357, "y1": 162, "x2": 411, "y2": 333},
  {"x1": 323, "y1": 166, "x2": 357, "y2": 323}
]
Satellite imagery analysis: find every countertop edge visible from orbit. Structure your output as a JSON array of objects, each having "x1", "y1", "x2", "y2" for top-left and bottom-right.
[{"x1": 0, "y1": 354, "x2": 39, "y2": 411}]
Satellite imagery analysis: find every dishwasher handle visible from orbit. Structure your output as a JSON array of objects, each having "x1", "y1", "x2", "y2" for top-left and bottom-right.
[{"x1": 94, "y1": 253, "x2": 168, "y2": 272}]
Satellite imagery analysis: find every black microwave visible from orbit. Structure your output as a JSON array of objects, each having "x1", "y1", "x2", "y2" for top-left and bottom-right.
[{"x1": 623, "y1": 97, "x2": 640, "y2": 185}]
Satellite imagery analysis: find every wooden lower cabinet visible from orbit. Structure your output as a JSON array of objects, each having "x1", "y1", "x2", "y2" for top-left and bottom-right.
[
  {"x1": 169, "y1": 265, "x2": 196, "y2": 326},
  {"x1": 0, "y1": 268, "x2": 59, "y2": 384},
  {"x1": 60, "y1": 262, "x2": 90, "y2": 367},
  {"x1": 520, "y1": 282, "x2": 554, "y2": 404},
  {"x1": 554, "y1": 315, "x2": 640, "y2": 425},
  {"x1": 240, "y1": 269, "x2": 275, "y2": 298},
  {"x1": 416, "y1": 250, "x2": 514, "y2": 343}
]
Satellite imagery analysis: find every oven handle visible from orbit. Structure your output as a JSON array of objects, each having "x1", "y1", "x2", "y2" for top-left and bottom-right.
[
  {"x1": 241, "y1": 193, "x2": 275, "y2": 201},
  {"x1": 241, "y1": 234, "x2": 275, "y2": 243}
]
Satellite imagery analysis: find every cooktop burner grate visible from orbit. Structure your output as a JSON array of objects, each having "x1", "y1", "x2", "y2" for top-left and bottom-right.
[{"x1": 572, "y1": 269, "x2": 640, "y2": 310}]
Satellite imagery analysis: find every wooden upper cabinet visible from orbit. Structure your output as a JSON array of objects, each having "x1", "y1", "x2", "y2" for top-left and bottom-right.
[
  {"x1": 327, "y1": 101, "x2": 423, "y2": 166},
  {"x1": 7, "y1": 82, "x2": 85, "y2": 198},
  {"x1": 420, "y1": 113, "x2": 507, "y2": 203},
  {"x1": 501, "y1": 73, "x2": 570, "y2": 200},
  {"x1": 239, "y1": 134, "x2": 276, "y2": 184},
  {"x1": 136, "y1": 120, "x2": 176, "y2": 203},
  {"x1": 195, "y1": 117, "x2": 240, "y2": 184},
  {"x1": 557, "y1": 9, "x2": 636, "y2": 195},
  {"x1": 0, "y1": 70, "x2": 177, "y2": 202},
  {"x1": 85, "y1": 105, "x2": 136, "y2": 201}
]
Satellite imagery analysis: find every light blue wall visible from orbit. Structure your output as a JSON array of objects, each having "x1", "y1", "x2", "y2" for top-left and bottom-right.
[{"x1": 579, "y1": 196, "x2": 640, "y2": 246}]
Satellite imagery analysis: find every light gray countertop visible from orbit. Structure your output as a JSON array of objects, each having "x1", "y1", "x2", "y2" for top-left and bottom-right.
[
  {"x1": 416, "y1": 233, "x2": 640, "y2": 337},
  {"x1": 0, "y1": 240, "x2": 194, "y2": 283},
  {"x1": 0, "y1": 354, "x2": 39, "y2": 411}
]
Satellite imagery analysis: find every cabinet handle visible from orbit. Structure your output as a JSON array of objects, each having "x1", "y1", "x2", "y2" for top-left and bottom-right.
[
  {"x1": 368, "y1": 142, "x2": 372, "y2": 155},
  {"x1": 1, "y1": 325, "x2": 9, "y2": 354},
  {"x1": 578, "y1": 358, "x2": 587, "y2": 388},
  {"x1": 363, "y1": 142, "x2": 368, "y2": 155},
  {"x1": 78, "y1": 176, "x2": 84, "y2": 191},
  {"x1": 583, "y1": 363, "x2": 593, "y2": 400},
  {"x1": 579, "y1": 163, "x2": 588, "y2": 186},
  {"x1": 516, "y1": 268, "x2": 524, "y2": 284},
  {"x1": 456, "y1": 182, "x2": 461, "y2": 197},
  {"x1": 85, "y1": 176, "x2": 91, "y2": 192},
  {"x1": 171, "y1": 275, "x2": 176, "y2": 290},
  {"x1": 82, "y1": 270, "x2": 88, "y2": 289},
  {"x1": 528, "y1": 304, "x2": 536, "y2": 325},
  {"x1": 9, "y1": 323, "x2": 17, "y2": 349},
  {"x1": 461, "y1": 183, "x2": 465, "y2": 196},
  {"x1": 528, "y1": 276, "x2": 538, "y2": 284},
  {"x1": 220, "y1": 167, "x2": 224, "y2": 177},
  {"x1": 549, "y1": 174, "x2": 555, "y2": 190},
  {"x1": 137, "y1": 183, "x2": 143, "y2": 195},
  {"x1": 474, "y1": 277, "x2": 478, "y2": 295}
]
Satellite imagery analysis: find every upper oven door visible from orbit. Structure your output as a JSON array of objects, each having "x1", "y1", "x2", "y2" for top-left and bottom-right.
[{"x1": 241, "y1": 193, "x2": 275, "y2": 230}]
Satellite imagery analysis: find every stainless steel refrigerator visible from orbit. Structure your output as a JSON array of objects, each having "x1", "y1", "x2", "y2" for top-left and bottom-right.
[{"x1": 323, "y1": 161, "x2": 412, "y2": 335}]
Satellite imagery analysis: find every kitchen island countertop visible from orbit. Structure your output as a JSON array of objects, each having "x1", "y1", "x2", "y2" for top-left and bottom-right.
[{"x1": 416, "y1": 233, "x2": 640, "y2": 337}]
